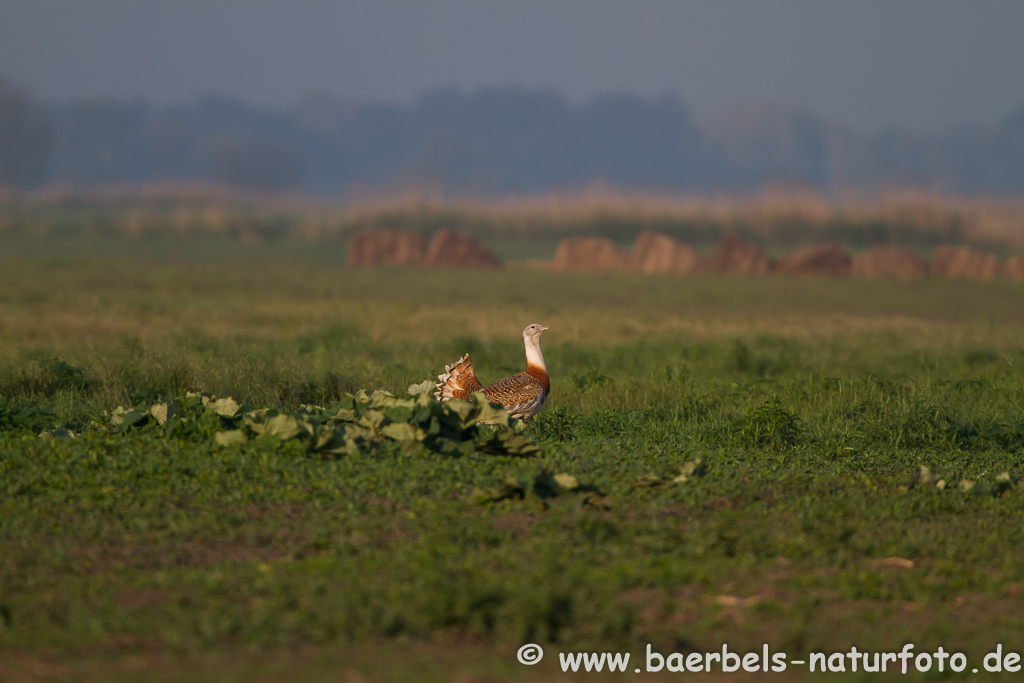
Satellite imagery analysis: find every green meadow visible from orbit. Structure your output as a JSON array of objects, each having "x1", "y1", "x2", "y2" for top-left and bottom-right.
[{"x1": 2, "y1": 226, "x2": 1024, "y2": 681}]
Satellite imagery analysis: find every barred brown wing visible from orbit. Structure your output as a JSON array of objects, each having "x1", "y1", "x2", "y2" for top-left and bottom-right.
[{"x1": 483, "y1": 372, "x2": 545, "y2": 414}]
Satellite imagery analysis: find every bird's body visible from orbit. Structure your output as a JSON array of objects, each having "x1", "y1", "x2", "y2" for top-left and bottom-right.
[{"x1": 434, "y1": 324, "x2": 550, "y2": 419}]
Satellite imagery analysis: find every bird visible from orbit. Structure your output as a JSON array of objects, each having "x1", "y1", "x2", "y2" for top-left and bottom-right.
[{"x1": 434, "y1": 323, "x2": 550, "y2": 419}]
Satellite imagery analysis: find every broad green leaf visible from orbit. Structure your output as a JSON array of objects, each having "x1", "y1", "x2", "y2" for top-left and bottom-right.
[
  {"x1": 385, "y1": 406, "x2": 414, "y2": 423},
  {"x1": 262, "y1": 413, "x2": 304, "y2": 440},
  {"x1": 358, "y1": 410, "x2": 386, "y2": 430},
  {"x1": 434, "y1": 437, "x2": 475, "y2": 457},
  {"x1": 214, "y1": 430, "x2": 247, "y2": 447},
  {"x1": 473, "y1": 483, "x2": 526, "y2": 504},
  {"x1": 407, "y1": 380, "x2": 434, "y2": 396},
  {"x1": 446, "y1": 398, "x2": 476, "y2": 421},
  {"x1": 466, "y1": 393, "x2": 510, "y2": 427},
  {"x1": 122, "y1": 410, "x2": 146, "y2": 427},
  {"x1": 330, "y1": 408, "x2": 357, "y2": 422},
  {"x1": 498, "y1": 433, "x2": 540, "y2": 457},
  {"x1": 631, "y1": 473, "x2": 663, "y2": 488},
  {"x1": 674, "y1": 458, "x2": 707, "y2": 484},
  {"x1": 401, "y1": 441, "x2": 428, "y2": 457},
  {"x1": 39, "y1": 426, "x2": 77, "y2": 439},
  {"x1": 582, "y1": 492, "x2": 612, "y2": 510},
  {"x1": 680, "y1": 457, "x2": 706, "y2": 478},
  {"x1": 313, "y1": 426, "x2": 356, "y2": 455},
  {"x1": 553, "y1": 472, "x2": 579, "y2": 490},
  {"x1": 108, "y1": 405, "x2": 154, "y2": 428},
  {"x1": 246, "y1": 433, "x2": 282, "y2": 452},
  {"x1": 208, "y1": 397, "x2": 241, "y2": 418},
  {"x1": 149, "y1": 402, "x2": 171, "y2": 425},
  {"x1": 343, "y1": 424, "x2": 374, "y2": 441},
  {"x1": 413, "y1": 392, "x2": 435, "y2": 408},
  {"x1": 381, "y1": 422, "x2": 421, "y2": 441},
  {"x1": 477, "y1": 467, "x2": 605, "y2": 509}
]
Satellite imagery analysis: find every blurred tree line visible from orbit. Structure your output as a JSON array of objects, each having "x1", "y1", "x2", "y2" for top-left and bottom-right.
[
  {"x1": 0, "y1": 75, "x2": 50, "y2": 189},
  {"x1": 1, "y1": 73, "x2": 1023, "y2": 196}
]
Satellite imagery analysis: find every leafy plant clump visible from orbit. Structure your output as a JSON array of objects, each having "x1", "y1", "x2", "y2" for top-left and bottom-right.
[
  {"x1": 630, "y1": 457, "x2": 708, "y2": 488},
  {"x1": 474, "y1": 466, "x2": 610, "y2": 510},
  {"x1": 913, "y1": 465, "x2": 1017, "y2": 498},
  {"x1": 107, "y1": 380, "x2": 540, "y2": 458},
  {"x1": 0, "y1": 399, "x2": 61, "y2": 434},
  {"x1": 739, "y1": 394, "x2": 803, "y2": 450}
]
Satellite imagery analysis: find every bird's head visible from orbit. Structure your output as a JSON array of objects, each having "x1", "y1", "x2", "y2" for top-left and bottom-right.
[{"x1": 523, "y1": 323, "x2": 550, "y2": 341}]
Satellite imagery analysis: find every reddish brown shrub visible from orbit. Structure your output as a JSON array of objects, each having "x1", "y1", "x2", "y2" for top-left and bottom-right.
[
  {"x1": 347, "y1": 229, "x2": 425, "y2": 266},
  {"x1": 703, "y1": 235, "x2": 771, "y2": 274},
  {"x1": 931, "y1": 245, "x2": 1001, "y2": 281},
  {"x1": 852, "y1": 247, "x2": 929, "y2": 280},
  {"x1": 1005, "y1": 255, "x2": 1024, "y2": 281},
  {"x1": 631, "y1": 231, "x2": 701, "y2": 273},
  {"x1": 422, "y1": 229, "x2": 501, "y2": 268},
  {"x1": 551, "y1": 237, "x2": 630, "y2": 271},
  {"x1": 774, "y1": 243, "x2": 852, "y2": 276}
]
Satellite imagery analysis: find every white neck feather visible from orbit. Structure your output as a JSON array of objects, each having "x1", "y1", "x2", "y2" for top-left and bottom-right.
[{"x1": 524, "y1": 334, "x2": 547, "y2": 371}]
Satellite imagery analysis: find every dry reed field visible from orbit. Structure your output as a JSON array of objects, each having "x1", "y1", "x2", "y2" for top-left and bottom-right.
[{"x1": 5, "y1": 187, "x2": 1024, "y2": 253}]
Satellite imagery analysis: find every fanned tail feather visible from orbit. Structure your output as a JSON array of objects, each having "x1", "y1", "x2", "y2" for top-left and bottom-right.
[{"x1": 434, "y1": 353, "x2": 484, "y2": 401}]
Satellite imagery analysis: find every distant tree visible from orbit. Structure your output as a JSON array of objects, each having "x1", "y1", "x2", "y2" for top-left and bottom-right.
[
  {"x1": 990, "y1": 106, "x2": 1024, "y2": 193},
  {"x1": 210, "y1": 137, "x2": 306, "y2": 192},
  {"x1": 0, "y1": 74, "x2": 50, "y2": 188}
]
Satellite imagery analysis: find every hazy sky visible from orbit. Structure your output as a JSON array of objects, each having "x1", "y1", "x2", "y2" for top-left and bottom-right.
[{"x1": 1, "y1": 1, "x2": 1023, "y2": 131}]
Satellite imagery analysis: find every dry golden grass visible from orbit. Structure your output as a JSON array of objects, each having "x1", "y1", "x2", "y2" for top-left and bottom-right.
[
  {"x1": 4, "y1": 185, "x2": 1024, "y2": 250},
  {"x1": 338, "y1": 187, "x2": 1024, "y2": 248}
]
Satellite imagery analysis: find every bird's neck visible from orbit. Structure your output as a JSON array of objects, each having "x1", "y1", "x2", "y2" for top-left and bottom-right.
[{"x1": 524, "y1": 336, "x2": 549, "y2": 391}]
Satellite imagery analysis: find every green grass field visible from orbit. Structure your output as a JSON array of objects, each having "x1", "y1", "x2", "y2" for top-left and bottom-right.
[{"x1": 2, "y1": 232, "x2": 1024, "y2": 681}]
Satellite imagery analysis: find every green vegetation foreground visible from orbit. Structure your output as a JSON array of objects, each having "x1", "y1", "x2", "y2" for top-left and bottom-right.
[{"x1": 2, "y1": 241, "x2": 1024, "y2": 681}]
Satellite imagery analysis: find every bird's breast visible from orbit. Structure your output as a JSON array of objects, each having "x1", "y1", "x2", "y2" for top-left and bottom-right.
[{"x1": 525, "y1": 365, "x2": 550, "y2": 393}]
